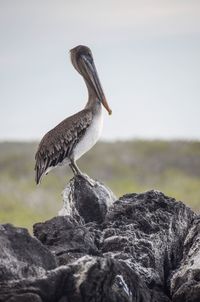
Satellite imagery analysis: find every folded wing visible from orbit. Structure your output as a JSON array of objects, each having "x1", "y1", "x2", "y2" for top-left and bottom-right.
[{"x1": 35, "y1": 109, "x2": 92, "y2": 184}]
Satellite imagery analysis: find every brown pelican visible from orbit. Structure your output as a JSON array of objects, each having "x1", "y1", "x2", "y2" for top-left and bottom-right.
[{"x1": 35, "y1": 45, "x2": 112, "y2": 184}]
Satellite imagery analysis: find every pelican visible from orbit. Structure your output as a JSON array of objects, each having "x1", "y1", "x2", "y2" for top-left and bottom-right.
[{"x1": 35, "y1": 45, "x2": 112, "y2": 184}]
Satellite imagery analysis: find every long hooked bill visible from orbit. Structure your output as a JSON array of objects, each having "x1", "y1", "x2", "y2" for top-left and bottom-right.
[{"x1": 81, "y1": 55, "x2": 112, "y2": 115}]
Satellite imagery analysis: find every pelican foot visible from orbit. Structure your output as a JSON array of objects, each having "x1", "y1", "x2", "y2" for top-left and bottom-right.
[{"x1": 77, "y1": 173, "x2": 96, "y2": 187}]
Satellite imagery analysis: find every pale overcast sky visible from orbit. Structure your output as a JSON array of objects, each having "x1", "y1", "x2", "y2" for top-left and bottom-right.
[{"x1": 0, "y1": 0, "x2": 200, "y2": 141}]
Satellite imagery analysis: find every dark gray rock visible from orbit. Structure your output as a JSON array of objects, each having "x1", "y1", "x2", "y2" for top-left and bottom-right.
[
  {"x1": 102, "y1": 191, "x2": 195, "y2": 293},
  {"x1": 1, "y1": 176, "x2": 199, "y2": 301},
  {"x1": 0, "y1": 224, "x2": 56, "y2": 282},
  {"x1": 0, "y1": 265, "x2": 73, "y2": 302},
  {"x1": 33, "y1": 216, "x2": 99, "y2": 265},
  {"x1": 171, "y1": 216, "x2": 200, "y2": 302},
  {"x1": 0, "y1": 224, "x2": 67, "y2": 301},
  {"x1": 66, "y1": 255, "x2": 152, "y2": 302},
  {"x1": 58, "y1": 175, "x2": 116, "y2": 223}
]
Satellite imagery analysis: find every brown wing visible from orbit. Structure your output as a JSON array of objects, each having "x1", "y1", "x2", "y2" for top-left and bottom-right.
[{"x1": 35, "y1": 108, "x2": 92, "y2": 184}]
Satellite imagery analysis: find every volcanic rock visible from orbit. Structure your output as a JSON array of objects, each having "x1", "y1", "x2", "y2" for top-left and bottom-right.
[
  {"x1": 58, "y1": 175, "x2": 116, "y2": 223},
  {"x1": 0, "y1": 223, "x2": 56, "y2": 282},
  {"x1": 0, "y1": 175, "x2": 199, "y2": 302},
  {"x1": 171, "y1": 216, "x2": 200, "y2": 301}
]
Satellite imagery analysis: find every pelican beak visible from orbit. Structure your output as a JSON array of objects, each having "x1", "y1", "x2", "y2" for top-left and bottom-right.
[{"x1": 81, "y1": 55, "x2": 112, "y2": 115}]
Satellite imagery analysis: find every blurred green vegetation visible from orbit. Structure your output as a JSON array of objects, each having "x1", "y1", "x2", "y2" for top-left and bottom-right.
[{"x1": 0, "y1": 140, "x2": 200, "y2": 231}]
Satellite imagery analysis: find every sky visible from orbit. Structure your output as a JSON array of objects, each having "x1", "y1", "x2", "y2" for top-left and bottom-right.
[{"x1": 0, "y1": 0, "x2": 200, "y2": 141}]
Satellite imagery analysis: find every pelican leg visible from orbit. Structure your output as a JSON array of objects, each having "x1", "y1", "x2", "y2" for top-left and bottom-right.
[
  {"x1": 70, "y1": 159, "x2": 83, "y2": 175},
  {"x1": 69, "y1": 161, "x2": 83, "y2": 176},
  {"x1": 70, "y1": 159, "x2": 95, "y2": 186},
  {"x1": 69, "y1": 163, "x2": 77, "y2": 175}
]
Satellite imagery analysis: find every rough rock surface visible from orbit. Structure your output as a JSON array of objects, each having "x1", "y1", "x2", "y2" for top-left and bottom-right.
[
  {"x1": 34, "y1": 216, "x2": 99, "y2": 265},
  {"x1": 170, "y1": 216, "x2": 200, "y2": 302},
  {"x1": 58, "y1": 175, "x2": 116, "y2": 223},
  {"x1": 0, "y1": 224, "x2": 56, "y2": 282},
  {"x1": 0, "y1": 175, "x2": 199, "y2": 301}
]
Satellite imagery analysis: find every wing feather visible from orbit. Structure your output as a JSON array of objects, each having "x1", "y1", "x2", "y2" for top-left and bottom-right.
[{"x1": 35, "y1": 109, "x2": 92, "y2": 184}]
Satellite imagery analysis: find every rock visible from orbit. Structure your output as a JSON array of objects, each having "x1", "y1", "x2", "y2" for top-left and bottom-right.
[
  {"x1": 0, "y1": 224, "x2": 71, "y2": 302},
  {"x1": 58, "y1": 175, "x2": 116, "y2": 223},
  {"x1": 0, "y1": 224, "x2": 56, "y2": 282},
  {"x1": 101, "y1": 190, "x2": 195, "y2": 301},
  {"x1": 1, "y1": 177, "x2": 200, "y2": 301},
  {"x1": 0, "y1": 264, "x2": 73, "y2": 302},
  {"x1": 65, "y1": 255, "x2": 152, "y2": 302},
  {"x1": 33, "y1": 216, "x2": 99, "y2": 265},
  {"x1": 171, "y1": 216, "x2": 200, "y2": 302}
]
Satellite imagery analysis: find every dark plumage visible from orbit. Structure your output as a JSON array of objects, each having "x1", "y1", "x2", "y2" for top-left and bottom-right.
[{"x1": 35, "y1": 109, "x2": 92, "y2": 184}]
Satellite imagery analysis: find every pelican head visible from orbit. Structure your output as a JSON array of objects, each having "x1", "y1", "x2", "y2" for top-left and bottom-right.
[{"x1": 70, "y1": 45, "x2": 112, "y2": 115}]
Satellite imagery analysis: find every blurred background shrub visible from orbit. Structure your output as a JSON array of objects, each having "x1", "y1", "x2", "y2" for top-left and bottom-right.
[{"x1": 0, "y1": 140, "x2": 199, "y2": 231}]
